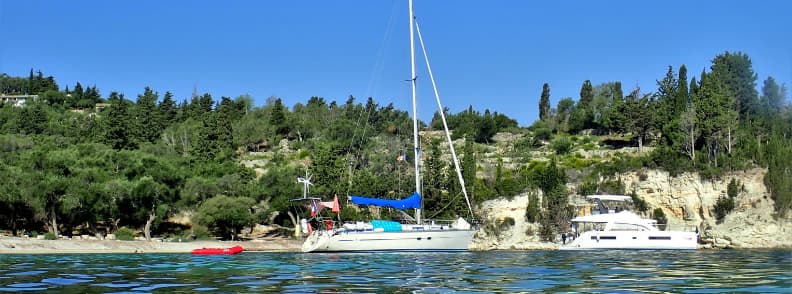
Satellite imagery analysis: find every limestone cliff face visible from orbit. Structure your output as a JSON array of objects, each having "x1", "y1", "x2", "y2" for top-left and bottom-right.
[
  {"x1": 470, "y1": 194, "x2": 557, "y2": 250},
  {"x1": 619, "y1": 168, "x2": 792, "y2": 249},
  {"x1": 473, "y1": 168, "x2": 792, "y2": 249}
]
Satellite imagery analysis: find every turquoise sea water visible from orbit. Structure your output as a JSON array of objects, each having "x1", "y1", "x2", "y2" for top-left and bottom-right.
[{"x1": 0, "y1": 250, "x2": 789, "y2": 293}]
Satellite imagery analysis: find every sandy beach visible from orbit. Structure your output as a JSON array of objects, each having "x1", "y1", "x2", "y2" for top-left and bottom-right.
[{"x1": 0, "y1": 237, "x2": 302, "y2": 254}]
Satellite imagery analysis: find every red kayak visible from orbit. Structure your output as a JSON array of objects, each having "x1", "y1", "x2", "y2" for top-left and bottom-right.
[{"x1": 191, "y1": 245, "x2": 244, "y2": 255}]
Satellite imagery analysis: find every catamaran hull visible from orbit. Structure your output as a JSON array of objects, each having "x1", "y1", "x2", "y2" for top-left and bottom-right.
[
  {"x1": 559, "y1": 231, "x2": 698, "y2": 250},
  {"x1": 302, "y1": 229, "x2": 476, "y2": 252}
]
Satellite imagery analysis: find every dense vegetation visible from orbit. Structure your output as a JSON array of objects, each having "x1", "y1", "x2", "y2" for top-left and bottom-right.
[
  {"x1": 0, "y1": 51, "x2": 789, "y2": 241},
  {"x1": 534, "y1": 52, "x2": 791, "y2": 217}
]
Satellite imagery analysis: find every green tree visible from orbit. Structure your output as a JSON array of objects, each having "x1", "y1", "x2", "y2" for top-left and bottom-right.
[
  {"x1": 195, "y1": 195, "x2": 255, "y2": 240},
  {"x1": 570, "y1": 80, "x2": 595, "y2": 132},
  {"x1": 135, "y1": 87, "x2": 160, "y2": 144},
  {"x1": 555, "y1": 97, "x2": 575, "y2": 133},
  {"x1": 461, "y1": 135, "x2": 476, "y2": 200},
  {"x1": 268, "y1": 97, "x2": 289, "y2": 136},
  {"x1": 423, "y1": 139, "x2": 446, "y2": 215},
  {"x1": 104, "y1": 92, "x2": 137, "y2": 150},
  {"x1": 696, "y1": 71, "x2": 737, "y2": 165},
  {"x1": 525, "y1": 192, "x2": 539, "y2": 223},
  {"x1": 623, "y1": 88, "x2": 653, "y2": 150},
  {"x1": 600, "y1": 82, "x2": 625, "y2": 134},
  {"x1": 760, "y1": 76, "x2": 784, "y2": 117},
  {"x1": 158, "y1": 91, "x2": 178, "y2": 129},
  {"x1": 676, "y1": 65, "x2": 689, "y2": 116},
  {"x1": 655, "y1": 66, "x2": 678, "y2": 140},
  {"x1": 539, "y1": 83, "x2": 551, "y2": 121},
  {"x1": 17, "y1": 102, "x2": 48, "y2": 135},
  {"x1": 711, "y1": 51, "x2": 759, "y2": 118},
  {"x1": 676, "y1": 103, "x2": 699, "y2": 161}
]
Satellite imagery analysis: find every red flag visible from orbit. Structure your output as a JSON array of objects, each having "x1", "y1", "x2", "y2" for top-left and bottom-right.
[
  {"x1": 332, "y1": 194, "x2": 340, "y2": 213},
  {"x1": 310, "y1": 201, "x2": 318, "y2": 217}
]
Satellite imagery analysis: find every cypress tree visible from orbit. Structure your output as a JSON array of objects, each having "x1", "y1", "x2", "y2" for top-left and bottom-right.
[
  {"x1": 539, "y1": 83, "x2": 551, "y2": 121},
  {"x1": 676, "y1": 65, "x2": 689, "y2": 115}
]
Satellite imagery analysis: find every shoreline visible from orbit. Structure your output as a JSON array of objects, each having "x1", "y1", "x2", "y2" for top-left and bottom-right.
[{"x1": 0, "y1": 237, "x2": 302, "y2": 254}]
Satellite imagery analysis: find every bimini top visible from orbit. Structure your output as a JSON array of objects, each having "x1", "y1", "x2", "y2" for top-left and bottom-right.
[
  {"x1": 586, "y1": 195, "x2": 633, "y2": 202},
  {"x1": 350, "y1": 192, "x2": 421, "y2": 210}
]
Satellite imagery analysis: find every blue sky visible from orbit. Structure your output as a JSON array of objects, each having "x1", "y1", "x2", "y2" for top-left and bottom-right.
[{"x1": 1, "y1": 0, "x2": 790, "y2": 126}]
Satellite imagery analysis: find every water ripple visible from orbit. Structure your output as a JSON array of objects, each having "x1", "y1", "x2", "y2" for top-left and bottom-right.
[{"x1": 0, "y1": 250, "x2": 788, "y2": 292}]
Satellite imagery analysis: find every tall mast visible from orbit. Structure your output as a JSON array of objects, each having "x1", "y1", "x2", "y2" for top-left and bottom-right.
[{"x1": 409, "y1": 0, "x2": 421, "y2": 224}]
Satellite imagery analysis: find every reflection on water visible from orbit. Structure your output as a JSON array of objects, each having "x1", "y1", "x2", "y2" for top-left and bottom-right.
[{"x1": 0, "y1": 250, "x2": 789, "y2": 292}]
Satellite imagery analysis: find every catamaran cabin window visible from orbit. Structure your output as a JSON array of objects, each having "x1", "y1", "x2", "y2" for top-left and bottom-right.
[{"x1": 610, "y1": 223, "x2": 650, "y2": 231}]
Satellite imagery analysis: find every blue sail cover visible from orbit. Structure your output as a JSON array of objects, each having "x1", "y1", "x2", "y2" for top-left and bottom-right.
[{"x1": 350, "y1": 192, "x2": 421, "y2": 210}]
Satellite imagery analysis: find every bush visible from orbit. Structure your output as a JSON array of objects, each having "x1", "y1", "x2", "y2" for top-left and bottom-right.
[
  {"x1": 714, "y1": 195, "x2": 735, "y2": 222},
  {"x1": 649, "y1": 146, "x2": 690, "y2": 177},
  {"x1": 727, "y1": 179, "x2": 741, "y2": 198},
  {"x1": 578, "y1": 180, "x2": 598, "y2": 196},
  {"x1": 498, "y1": 217, "x2": 515, "y2": 230},
  {"x1": 525, "y1": 192, "x2": 539, "y2": 223},
  {"x1": 43, "y1": 232, "x2": 57, "y2": 240},
  {"x1": 533, "y1": 127, "x2": 552, "y2": 141},
  {"x1": 599, "y1": 178, "x2": 625, "y2": 195},
  {"x1": 551, "y1": 137, "x2": 573, "y2": 155},
  {"x1": 115, "y1": 227, "x2": 136, "y2": 241},
  {"x1": 482, "y1": 217, "x2": 516, "y2": 236},
  {"x1": 195, "y1": 195, "x2": 255, "y2": 240},
  {"x1": 537, "y1": 210, "x2": 558, "y2": 242},
  {"x1": 652, "y1": 208, "x2": 667, "y2": 230},
  {"x1": 630, "y1": 191, "x2": 649, "y2": 213},
  {"x1": 637, "y1": 170, "x2": 648, "y2": 181},
  {"x1": 562, "y1": 156, "x2": 591, "y2": 169},
  {"x1": 190, "y1": 225, "x2": 213, "y2": 241}
]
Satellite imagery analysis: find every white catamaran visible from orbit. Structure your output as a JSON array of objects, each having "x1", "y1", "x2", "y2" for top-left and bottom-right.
[
  {"x1": 299, "y1": 0, "x2": 477, "y2": 253},
  {"x1": 560, "y1": 195, "x2": 698, "y2": 250}
]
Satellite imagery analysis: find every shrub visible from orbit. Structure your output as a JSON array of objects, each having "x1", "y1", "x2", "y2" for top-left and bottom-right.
[
  {"x1": 190, "y1": 225, "x2": 213, "y2": 241},
  {"x1": 43, "y1": 232, "x2": 57, "y2": 240},
  {"x1": 599, "y1": 178, "x2": 625, "y2": 195},
  {"x1": 115, "y1": 227, "x2": 136, "y2": 241},
  {"x1": 727, "y1": 179, "x2": 741, "y2": 199},
  {"x1": 525, "y1": 192, "x2": 539, "y2": 223},
  {"x1": 578, "y1": 180, "x2": 598, "y2": 196},
  {"x1": 714, "y1": 194, "x2": 735, "y2": 222},
  {"x1": 637, "y1": 170, "x2": 649, "y2": 181},
  {"x1": 498, "y1": 217, "x2": 515, "y2": 230},
  {"x1": 482, "y1": 217, "x2": 516, "y2": 236},
  {"x1": 551, "y1": 137, "x2": 573, "y2": 155},
  {"x1": 630, "y1": 192, "x2": 649, "y2": 213},
  {"x1": 533, "y1": 127, "x2": 552, "y2": 141},
  {"x1": 652, "y1": 208, "x2": 667, "y2": 230},
  {"x1": 538, "y1": 211, "x2": 556, "y2": 242}
]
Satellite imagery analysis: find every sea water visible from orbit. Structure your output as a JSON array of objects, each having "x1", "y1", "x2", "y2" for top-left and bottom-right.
[{"x1": 0, "y1": 250, "x2": 789, "y2": 292}]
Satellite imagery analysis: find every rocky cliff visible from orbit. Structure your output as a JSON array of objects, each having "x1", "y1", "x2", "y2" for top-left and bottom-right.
[{"x1": 473, "y1": 168, "x2": 792, "y2": 249}]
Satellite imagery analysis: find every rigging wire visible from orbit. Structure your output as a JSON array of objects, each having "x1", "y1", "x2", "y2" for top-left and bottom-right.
[
  {"x1": 343, "y1": 0, "x2": 403, "y2": 197},
  {"x1": 414, "y1": 16, "x2": 475, "y2": 219}
]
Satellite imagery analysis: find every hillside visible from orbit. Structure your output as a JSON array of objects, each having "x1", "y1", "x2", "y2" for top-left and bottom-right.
[{"x1": 1, "y1": 50, "x2": 790, "y2": 245}]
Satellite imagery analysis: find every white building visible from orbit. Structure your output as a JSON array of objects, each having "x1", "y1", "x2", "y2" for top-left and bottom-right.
[{"x1": 0, "y1": 94, "x2": 38, "y2": 107}]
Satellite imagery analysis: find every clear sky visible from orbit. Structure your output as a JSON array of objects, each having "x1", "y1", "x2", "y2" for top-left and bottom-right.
[{"x1": 1, "y1": 0, "x2": 790, "y2": 126}]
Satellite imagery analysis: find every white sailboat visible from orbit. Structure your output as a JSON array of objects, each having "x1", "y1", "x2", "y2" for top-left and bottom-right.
[{"x1": 300, "y1": 0, "x2": 477, "y2": 252}]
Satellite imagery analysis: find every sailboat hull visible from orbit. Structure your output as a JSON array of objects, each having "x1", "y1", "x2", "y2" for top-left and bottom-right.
[{"x1": 302, "y1": 229, "x2": 476, "y2": 252}]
